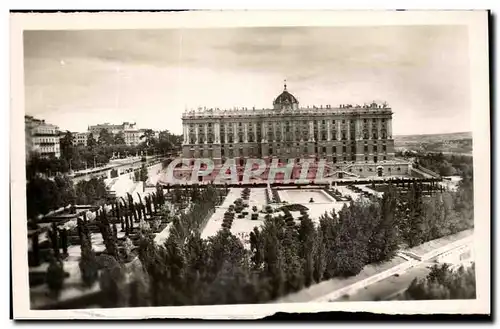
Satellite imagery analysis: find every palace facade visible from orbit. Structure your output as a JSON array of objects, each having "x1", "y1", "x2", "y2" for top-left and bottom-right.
[{"x1": 181, "y1": 84, "x2": 408, "y2": 178}]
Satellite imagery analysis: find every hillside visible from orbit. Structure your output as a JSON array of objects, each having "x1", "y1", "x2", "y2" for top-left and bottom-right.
[{"x1": 394, "y1": 132, "x2": 472, "y2": 155}]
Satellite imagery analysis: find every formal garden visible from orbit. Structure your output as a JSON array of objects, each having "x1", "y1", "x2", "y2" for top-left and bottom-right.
[{"x1": 28, "y1": 183, "x2": 229, "y2": 309}]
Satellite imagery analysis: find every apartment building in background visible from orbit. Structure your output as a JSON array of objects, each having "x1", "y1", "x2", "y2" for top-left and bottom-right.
[{"x1": 25, "y1": 115, "x2": 61, "y2": 159}]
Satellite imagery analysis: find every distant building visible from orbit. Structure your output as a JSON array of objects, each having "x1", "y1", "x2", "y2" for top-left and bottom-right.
[
  {"x1": 124, "y1": 128, "x2": 144, "y2": 146},
  {"x1": 88, "y1": 122, "x2": 136, "y2": 136},
  {"x1": 25, "y1": 115, "x2": 61, "y2": 159},
  {"x1": 86, "y1": 122, "x2": 151, "y2": 146},
  {"x1": 73, "y1": 132, "x2": 90, "y2": 146}
]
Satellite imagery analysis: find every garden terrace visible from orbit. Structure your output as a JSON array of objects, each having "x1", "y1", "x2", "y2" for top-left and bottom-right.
[
  {"x1": 370, "y1": 182, "x2": 443, "y2": 196},
  {"x1": 271, "y1": 188, "x2": 282, "y2": 203},
  {"x1": 158, "y1": 176, "x2": 441, "y2": 189},
  {"x1": 28, "y1": 185, "x2": 175, "y2": 309},
  {"x1": 323, "y1": 188, "x2": 351, "y2": 202}
]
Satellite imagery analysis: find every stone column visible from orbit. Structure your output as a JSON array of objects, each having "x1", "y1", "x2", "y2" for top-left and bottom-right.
[
  {"x1": 253, "y1": 122, "x2": 257, "y2": 142},
  {"x1": 182, "y1": 124, "x2": 188, "y2": 144},
  {"x1": 317, "y1": 121, "x2": 321, "y2": 142},
  {"x1": 377, "y1": 119, "x2": 381, "y2": 140},
  {"x1": 195, "y1": 124, "x2": 199, "y2": 144},
  {"x1": 233, "y1": 122, "x2": 238, "y2": 142},
  {"x1": 356, "y1": 119, "x2": 362, "y2": 140},
  {"x1": 261, "y1": 122, "x2": 267, "y2": 142},
  {"x1": 368, "y1": 119, "x2": 372, "y2": 140},
  {"x1": 309, "y1": 120, "x2": 314, "y2": 141},
  {"x1": 273, "y1": 122, "x2": 277, "y2": 142},
  {"x1": 214, "y1": 122, "x2": 220, "y2": 143},
  {"x1": 327, "y1": 120, "x2": 331, "y2": 141},
  {"x1": 244, "y1": 122, "x2": 249, "y2": 143},
  {"x1": 346, "y1": 120, "x2": 350, "y2": 140},
  {"x1": 204, "y1": 123, "x2": 208, "y2": 144},
  {"x1": 337, "y1": 121, "x2": 341, "y2": 140},
  {"x1": 224, "y1": 123, "x2": 228, "y2": 143},
  {"x1": 387, "y1": 117, "x2": 393, "y2": 139}
]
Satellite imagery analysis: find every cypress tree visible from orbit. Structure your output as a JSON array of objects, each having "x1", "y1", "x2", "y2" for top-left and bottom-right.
[
  {"x1": 32, "y1": 231, "x2": 40, "y2": 267},
  {"x1": 46, "y1": 255, "x2": 65, "y2": 298},
  {"x1": 50, "y1": 222, "x2": 60, "y2": 259},
  {"x1": 59, "y1": 228, "x2": 68, "y2": 256},
  {"x1": 79, "y1": 234, "x2": 99, "y2": 289}
]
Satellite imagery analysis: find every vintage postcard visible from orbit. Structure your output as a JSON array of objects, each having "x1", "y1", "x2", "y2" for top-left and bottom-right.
[{"x1": 10, "y1": 10, "x2": 490, "y2": 319}]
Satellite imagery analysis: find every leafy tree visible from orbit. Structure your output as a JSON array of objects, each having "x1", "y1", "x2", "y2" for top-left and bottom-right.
[
  {"x1": 59, "y1": 131, "x2": 75, "y2": 164},
  {"x1": 405, "y1": 263, "x2": 476, "y2": 300},
  {"x1": 87, "y1": 133, "x2": 97, "y2": 150},
  {"x1": 98, "y1": 129, "x2": 114, "y2": 147},
  {"x1": 114, "y1": 131, "x2": 126, "y2": 145}
]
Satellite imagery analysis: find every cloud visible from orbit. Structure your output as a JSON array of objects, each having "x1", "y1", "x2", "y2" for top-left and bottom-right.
[{"x1": 23, "y1": 26, "x2": 471, "y2": 135}]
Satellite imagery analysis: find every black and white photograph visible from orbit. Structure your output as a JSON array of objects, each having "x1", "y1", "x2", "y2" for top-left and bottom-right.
[{"x1": 10, "y1": 10, "x2": 490, "y2": 319}]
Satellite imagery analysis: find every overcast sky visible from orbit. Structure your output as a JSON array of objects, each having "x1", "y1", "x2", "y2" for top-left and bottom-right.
[{"x1": 24, "y1": 26, "x2": 471, "y2": 135}]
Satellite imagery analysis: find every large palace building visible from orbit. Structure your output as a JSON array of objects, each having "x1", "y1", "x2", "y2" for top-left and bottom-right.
[{"x1": 181, "y1": 83, "x2": 409, "y2": 178}]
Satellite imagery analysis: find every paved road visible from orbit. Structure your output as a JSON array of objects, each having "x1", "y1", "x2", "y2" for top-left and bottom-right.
[
  {"x1": 72, "y1": 158, "x2": 162, "y2": 183},
  {"x1": 338, "y1": 262, "x2": 433, "y2": 302}
]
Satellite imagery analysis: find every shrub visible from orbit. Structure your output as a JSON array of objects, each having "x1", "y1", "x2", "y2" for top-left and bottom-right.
[
  {"x1": 251, "y1": 213, "x2": 259, "y2": 220},
  {"x1": 110, "y1": 169, "x2": 119, "y2": 178},
  {"x1": 237, "y1": 214, "x2": 245, "y2": 219},
  {"x1": 252, "y1": 206, "x2": 258, "y2": 213},
  {"x1": 46, "y1": 257, "x2": 66, "y2": 298},
  {"x1": 241, "y1": 211, "x2": 249, "y2": 216}
]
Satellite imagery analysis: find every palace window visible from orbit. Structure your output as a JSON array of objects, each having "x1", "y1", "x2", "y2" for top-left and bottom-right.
[
  {"x1": 364, "y1": 146, "x2": 368, "y2": 152},
  {"x1": 342, "y1": 146, "x2": 347, "y2": 153},
  {"x1": 383, "y1": 145, "x2": 386, "y2": 152},
  {"x1": 322, "y1": 146, "x2": 327, "y2": 153},
  {"x1": 373, "y1": 146, "x2": 378, "y2": 152},
  {"x1": 333, "y1": 157, "x2": 337, "y2": 163}
]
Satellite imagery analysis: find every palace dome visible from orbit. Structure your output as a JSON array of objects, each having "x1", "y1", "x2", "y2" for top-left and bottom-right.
[
  {"x1": 273, "y1": 82, "x2": 299, "y2": 110},
  {"x1": 274, "y1": 90, "x2": 298, "y2": 105}
]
